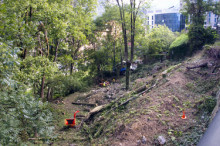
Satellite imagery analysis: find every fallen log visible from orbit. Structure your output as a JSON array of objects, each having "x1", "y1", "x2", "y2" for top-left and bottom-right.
[
  {"x1": 72, "y1": 102, "x2": 96, "y2": 107},
  {"x1": 162, "y1": 63, "x2": 182, "y2": 78},
  {"x1": 134, "y1": 85, "x2": 146, "y2": 94},
  {"x1": 186, "y1": 62, "x2": 208, "y2": 70},
  {"x1": 84, "y1": 104, "x2": 108, "y2": 123},
  {"x1": 116, "y1": 79, "x2": 158, "y2": 108},
  {"x1": 83, "y1": 79, "x2": 159, "y2": 123},
  {"x1": 80, "y1": 79, "x2": 159, "y2": 139}
]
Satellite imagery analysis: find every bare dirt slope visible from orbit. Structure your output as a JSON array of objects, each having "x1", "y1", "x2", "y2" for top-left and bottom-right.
[{"x1": 52, "y1": 50, "x2": 219, "y2": 146}]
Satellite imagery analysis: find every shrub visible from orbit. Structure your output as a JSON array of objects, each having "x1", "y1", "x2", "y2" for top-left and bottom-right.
[
  {"x1": 205, "y1": 27, "x2": 219, "y2": 45},
  {"x1": 0, "y1": 43, "x2": 54, "y2": 144},
  {"x1": 198, "y1": 97, "x2": 216, "y2": 113},
  {"x1": 188, "y1": 25, "x2": 206, "y2": 53},
  {"x1": 169, "y1": 34, "x2": 189, "y2": 59},
  {"x1": 50, "y1": 72, "x2": 89, "y2": 98},
  {"x1": 188, "y1": 25, "x2": 219, "y2": 54},
  {"x1": 0, "y1": 91, "x2": 54, "y2": 144}
]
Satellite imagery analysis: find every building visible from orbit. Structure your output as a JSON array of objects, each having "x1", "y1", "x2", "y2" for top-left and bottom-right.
[
  {"x1": 204, "y1": 0, "x2": 220, "y2": 29},
  {"x1": 146, "y1": 7, "x2": 186, "y2": 32},
  {"x1": 146, "y1": 0, "x2": 220, "y2": 32}
]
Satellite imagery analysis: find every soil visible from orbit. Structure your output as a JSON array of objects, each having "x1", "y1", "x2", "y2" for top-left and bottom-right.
[{"x1": 51, "y1": 52, "x2": 219, "y2": 146}]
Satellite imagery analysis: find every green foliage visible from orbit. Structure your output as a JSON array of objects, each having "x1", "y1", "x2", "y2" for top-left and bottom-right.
[
  {"x1": 183, "y1": 0, "x2": 219, "y2": 53},
  {"x1": 147, "y1": 25, "x2": 175, "y2": 54},
  {"x1": 182, "y1": 0, "x2": 207, "y2": 26},
  {"x1": 0, "y1": 91, "x2": 54, "y2": 144},
  {"x1": 205, "y1": 26, "x2": 219, "y2": 44},
  {"x1": 214, "y1": 41, "x2": 220, "y2": 46},
  {"x1": 87, "y1": 48, "x2": 113, "y2": 77},
  {"x1": 50, "y1": 72, "x2": 89, "y2": 98},
  {"x1": 198, "y1": 97, "x2": 216, "y2": 113},
  {"x1": 188, "y1": 25, "x2": 207, "y2": 53},
  {"x1": 169, "y1": 34, "x2": 189, "y2": 59},
  {"x1": 0, "y1": 43, "x2": 54, "y2": 145},
  {"x1": 188, "y1": 25, "x2": 218, "y2": 53},
  {"x1": 17, "y1": 56, "x2": 59, "y2": 96},
  {"x1": 139, "y1": 25, "x2": 175, "y2": 62}
]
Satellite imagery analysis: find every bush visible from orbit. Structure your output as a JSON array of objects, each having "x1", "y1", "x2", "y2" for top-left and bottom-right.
[
  {"x1": 169, "y1": 34, "x2": 189, "y2": 59},
  {"x1": 0, "y1": 43, "x2": 54, "y2": 144},
  {"x1": 205, "y1": 27, "x2": 219, "y2": 45},
  {"x1": 0, "y1": 91, "x2": 54, "y2": 144},
  {"x1": 188, "y1": 25, "x2": 206, "y2": 53},
  {"x1": 188, "y1": 25, "x2": 219, "y2": 54},
  {"x1": 50, "y1": 72, "x2": 89, "y2": 98},
  {"x1": 198, "y1": 97, "x2": 216, "y2": 113}
]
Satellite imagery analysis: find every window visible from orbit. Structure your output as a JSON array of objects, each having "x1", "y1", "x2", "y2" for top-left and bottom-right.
[
  {"x1": 147, "y1": 16, "x2": 149, "y2": 20},
  {"x1": 152, "y1": 21, "x2": 153, "y2": 25},
  {"x1": 147, "y1": 21, "x2": 149, "y2": 25},
  {"x1": 152, "y1": 16, "x2": 154, "y2": 20}
]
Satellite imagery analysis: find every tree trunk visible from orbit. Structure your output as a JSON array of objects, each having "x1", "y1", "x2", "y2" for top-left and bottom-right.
[
  {"x1": 130, "y1": 0, "x2": 134, "y2": 62},
  {"x1": 116, "y1": 0, "x2": 129, "y2": 90},
  {"x1": 38, "y1": 33, "x2": 43, "y2": 56},
  {"x1": 53, "y1": 39, "x2": 60, "y2": 62},
  {"x1": 44, "y1": 30, "x2": 49, "y2": 56},
  {"x1": 113, "y1": 41, "x2": 116, "y2": 71},
  {"x1": 120, "y1": 46, "x2": 123, "y2": 68},
  {"x1": 70, "y1": 63, "x2": 73, "y2": 75},
  {"x1": 23, "y1": 49, "x2": 27, "y2": 59},
  {"x1": 126, "y1": 61, "x2": 131, "y2": 90},
  {"x1": 47, "y1": 87, "x2": 51, "y2": 101},
  {"x1": 40, "y1": 75, "x2": 45, "y2": 99}
]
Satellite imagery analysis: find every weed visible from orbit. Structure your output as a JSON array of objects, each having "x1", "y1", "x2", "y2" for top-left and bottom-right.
[
  {"x1": 183, "y1": 100, "x2": 192, "y2": 108},
  {"x1": 157, "y1": 114, "x2": 162, "y2": 118},
  {"x1": 173, "y1": 96, "x2": 180, "y2": 103},
  {"x1": 168, "y1": 113, "x2": 210, "y2": 146},
  {"x1": 198, "y1": 96, "x2": 216, "y2": 113},
  {"x1": 185, "y1": 82, "x2": 195, "y2": 90},
  {"x1": 164, "y1": 110, "x2": 170, "y2": 116}
]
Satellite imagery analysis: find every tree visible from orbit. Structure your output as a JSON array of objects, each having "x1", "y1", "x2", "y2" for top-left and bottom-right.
[
  {"x1": 0, "y1": 0, "x2": 97, "y2": 100},
  {"x1": 182, "y1": 0, "x2": 218, "y2": 52},
  {"x1": 115, "y1": 0, "x2": 148, "y2": 90},
  {"x1": 139, "y1": 25, "x2": 175, "y2": 62},
  {"x1": 94, "y1": 6, "x2": 123, "y2": 77},
  {"x1": 0, "y1": 42, "x2": 54, "y2": 144}
]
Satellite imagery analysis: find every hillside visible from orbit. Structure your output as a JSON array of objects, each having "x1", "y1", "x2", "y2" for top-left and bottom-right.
[{"x1": 47, "y1": 44, "x2": 220, "y2": 146}]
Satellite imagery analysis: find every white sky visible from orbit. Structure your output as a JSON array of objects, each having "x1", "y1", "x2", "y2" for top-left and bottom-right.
[
  {"x1": 96, "y1": 0, "x2": 181, "y2": 16},
  {"x1": 151, "y1": 0, "x2": 180, "y2": 9}
]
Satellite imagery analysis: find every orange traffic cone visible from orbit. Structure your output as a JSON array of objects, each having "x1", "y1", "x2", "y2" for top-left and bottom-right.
[{"x1": 181, "y1": 111, "x2": 186, "y2": 119}]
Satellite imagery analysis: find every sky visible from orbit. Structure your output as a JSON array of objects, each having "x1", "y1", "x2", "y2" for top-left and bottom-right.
[
  {"x1": 151, "y1": 0, "x2": 180, "y2": 9},
  {"x1": 96, "y1": 0, "x2": 181, "y2": 16}
]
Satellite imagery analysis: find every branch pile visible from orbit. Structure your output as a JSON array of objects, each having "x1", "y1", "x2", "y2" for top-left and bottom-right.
[{"x1": 80, "y1": 78, "x2": 159, "y2": 139}]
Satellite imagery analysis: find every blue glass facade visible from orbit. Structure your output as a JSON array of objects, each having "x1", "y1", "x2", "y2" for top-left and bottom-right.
[{"x1": 155, "y1": 13, "x2": 185, "y2": 32}]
